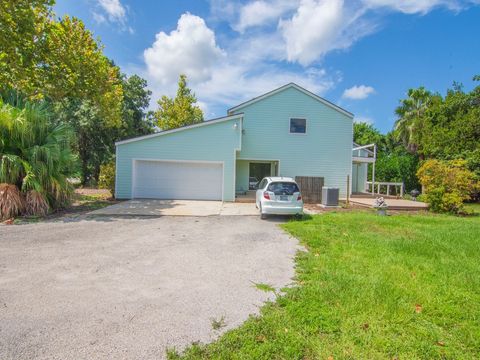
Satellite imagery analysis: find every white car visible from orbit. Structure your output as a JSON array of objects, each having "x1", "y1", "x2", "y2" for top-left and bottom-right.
[
  {"x1": 255, "y1": 177, "x2": 303, "y2": 219},
  {"x1": 249, "y1": 177, "x2": 259, "y2": 190}
]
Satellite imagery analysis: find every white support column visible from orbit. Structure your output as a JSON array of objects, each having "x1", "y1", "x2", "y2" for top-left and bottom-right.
[{"x1": 371, "y1": 144, "x2": 376, "y2": 196}]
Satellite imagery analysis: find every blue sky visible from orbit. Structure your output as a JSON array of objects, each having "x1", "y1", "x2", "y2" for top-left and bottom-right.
[{"x1": 55, "y1": 0, "x2": 480, "y2": 133}]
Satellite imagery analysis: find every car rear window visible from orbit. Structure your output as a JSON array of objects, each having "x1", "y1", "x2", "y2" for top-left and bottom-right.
[{"x1": 267, "y1": 182, "x2": 299, "y2": 195}]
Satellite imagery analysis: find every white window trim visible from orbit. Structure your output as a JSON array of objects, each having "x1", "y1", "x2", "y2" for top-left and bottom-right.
[{"x1": 289, "y1": 118, "x2": 307, "y2": 135}]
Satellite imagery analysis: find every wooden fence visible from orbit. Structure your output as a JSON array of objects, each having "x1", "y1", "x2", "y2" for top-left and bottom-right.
[{"x1": 295, "y1": 176, "x2": 324, "y2": 203}]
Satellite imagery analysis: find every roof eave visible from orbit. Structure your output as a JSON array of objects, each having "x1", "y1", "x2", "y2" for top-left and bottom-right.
[{"x1": 115, "y1": 113, "x2": 244, "y2": 146}]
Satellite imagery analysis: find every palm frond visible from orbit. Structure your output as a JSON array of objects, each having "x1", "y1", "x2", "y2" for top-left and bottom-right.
[
  {"x1": 0, "y1": 183, "x2": 24, "y2": 220},
  {"x1": 25, "y1": 190, "x2": 49, "y2": 216},
  {"x1": 0, "y1": 98, "x2": 76, "y2": 214}
]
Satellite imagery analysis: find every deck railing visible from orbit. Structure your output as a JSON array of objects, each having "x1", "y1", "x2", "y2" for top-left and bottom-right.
[{"x1": 366, "y1": 181, "x2": 404, "y2": 197}]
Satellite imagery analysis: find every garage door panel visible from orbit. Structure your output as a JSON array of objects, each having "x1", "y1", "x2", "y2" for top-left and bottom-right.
[{"x1": 133, "y1": 160, "x2": 223, "y2": 200}]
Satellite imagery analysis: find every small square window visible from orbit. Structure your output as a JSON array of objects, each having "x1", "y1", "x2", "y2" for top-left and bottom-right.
[{"x1": 290, "y1": 118, "x2": 306, "y2": 134}]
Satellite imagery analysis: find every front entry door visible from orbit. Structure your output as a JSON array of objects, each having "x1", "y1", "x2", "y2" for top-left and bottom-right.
[{"x1": 249, "y1": 162, "x2": 272, "y2": 188}]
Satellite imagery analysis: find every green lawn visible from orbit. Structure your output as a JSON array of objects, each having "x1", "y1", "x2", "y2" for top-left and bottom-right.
[
  {"x1": 464, "y1": 202, "x2": 480, "y2": 214},
  {"x1": 170, "y1": 212, "x2": 480, "y2": 359}
]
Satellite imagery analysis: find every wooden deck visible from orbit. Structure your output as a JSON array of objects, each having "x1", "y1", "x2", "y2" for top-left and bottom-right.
[
  {"x1": 236, "y1": 191, "x2": 428, "y2": 210},
  {"x1": 348, "y1": 197, "x2": 428, "y2": 211}
]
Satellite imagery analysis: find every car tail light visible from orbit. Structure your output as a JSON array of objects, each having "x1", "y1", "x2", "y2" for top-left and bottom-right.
[
  {"x1": 297, "y1": 194, "x2": 302, "y2": 201},
  {"x1": 263, "y1": 192, "x2": 270, "y2": 200}
]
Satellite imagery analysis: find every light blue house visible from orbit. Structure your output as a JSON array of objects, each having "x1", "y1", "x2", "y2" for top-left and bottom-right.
[{"x1": 115, "y1": 83, "x2": 371, "y2": 201}]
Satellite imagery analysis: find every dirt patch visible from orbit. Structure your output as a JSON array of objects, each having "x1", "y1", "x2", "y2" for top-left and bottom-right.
[
  {"x1": 305, "y1": 203, "x2": 429, "y2": 216},
  {"x1": 304, "y1": 202, "x2": 369, "y2": 214},
  {"x1": 9, "y1": 189, "x2": 120, "y2": 225}
]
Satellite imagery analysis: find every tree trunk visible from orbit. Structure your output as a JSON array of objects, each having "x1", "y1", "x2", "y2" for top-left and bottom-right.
[{"x1": 81, "y1": 158, "x2": 89, "y2": 185}]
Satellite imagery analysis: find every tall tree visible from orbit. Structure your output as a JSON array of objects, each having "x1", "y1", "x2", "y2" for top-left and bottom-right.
[
  {"x1": 120, "y1": 74, "x2": 154, "y2": 138},
  {"x1": 44, "y1": 16, "x2": 123, "y2": 125},
  {"x1": 394, "y1": 87, "x2": 434, "y2": 156},
  {"x1": 52, "y1": 99, "x2": 113, "y2": 185},
  {"x1": 353, "y1": 122, "x2": 384, "y2": 147},
  {"x1": 0, "y1": 0, "x2": 54, "y2": 96},
  {"x1": 0, "y1": 1, "x2": 123, "y2": 125},
  {"x1": 154, "y1": 74, "x2": 203, "y2": 130},
  {"x1": 51, "y1": 74, "x2": 155, "y2": 184}
]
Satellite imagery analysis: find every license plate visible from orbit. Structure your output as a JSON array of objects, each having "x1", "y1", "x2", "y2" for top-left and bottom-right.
[{"x1": 279, "y1": 195, "x2": 288, "y2": 201}]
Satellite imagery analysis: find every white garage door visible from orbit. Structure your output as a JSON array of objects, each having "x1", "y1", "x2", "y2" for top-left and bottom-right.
[{"x1": 133, "y1": 160, "x2": 223, "y2": 200}]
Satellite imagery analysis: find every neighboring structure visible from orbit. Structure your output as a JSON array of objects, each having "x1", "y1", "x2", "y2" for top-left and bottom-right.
[
  {"x1": 115, "y1": 83, "x2": 369, "y2": 201},
  {"x1": 352, "y1": 142, "x2": 375, "y2": 193}
]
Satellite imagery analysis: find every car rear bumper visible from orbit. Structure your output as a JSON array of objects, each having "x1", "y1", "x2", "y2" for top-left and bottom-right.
[{"x1": 262, "y1": 204, "x2": 303, "y2": 215}]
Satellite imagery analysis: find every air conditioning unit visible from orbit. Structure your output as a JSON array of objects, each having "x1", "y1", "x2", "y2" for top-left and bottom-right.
[{"x1": 321, "y1": 187, "x2": 339, "y2": 207}]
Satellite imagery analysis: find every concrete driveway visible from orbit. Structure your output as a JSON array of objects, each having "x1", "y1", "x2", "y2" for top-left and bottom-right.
[
  {"x1": 89, "y1": 199, "x2": 259, "y2": 216},
  {"x1": 0, "y1": 216, "x2": 299, "y2": 359}
]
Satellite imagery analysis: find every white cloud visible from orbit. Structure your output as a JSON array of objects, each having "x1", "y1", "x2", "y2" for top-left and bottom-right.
[
  {"x1": 342, "y1": 85, "x2": 376, "y2": 100},
  {"x1": 143, "y1": 13, "x2": 225, "y2": 92},
  {"x1": 210, "y1": 0, "x2": 475, "y2": 67},
  {"x1": 92, "y1": 12, "x2": 106, "y2": 24},
  {"x1": 235, "y1": 0, "x2": 298, "y2": 32},
  {"x1": 195, "y1": 65, "x2": 335, "y2": 114},
  {"x1": 362, "y1": 0, "x2": 464, "y2": 14},
  {"x1": 93, "y1": 0, "x2": 132, "y2": 32},
  {"x1": 280, "y1": 0, "x2": 376, "y2": 66},
  {"x1": 141, "y1": 12, "x2": 338, "y2": 117},
  {"x1": 97, "y1": 0, "x2": 126, "y2": 23},
  {"x1": 354, "y1": 115, "x2": 374, "y2": 124},
  {"x1": 209, "y1": 0, "x2": 238, "y2": 21},
  {"x1": 141, "y1": 0, "x2": 476, "y2": 117}
]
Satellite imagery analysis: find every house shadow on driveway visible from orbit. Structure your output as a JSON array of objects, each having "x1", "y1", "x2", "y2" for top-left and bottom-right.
[
  {"x1": 89, "y1": 199, "x2": 224, "y2": 217},
  {"x1": 88, "y1": 199, "x2": 268, "y2": 217},
  {"x1": 45, "y1": 199, "x2": 301, "y2": 223}
]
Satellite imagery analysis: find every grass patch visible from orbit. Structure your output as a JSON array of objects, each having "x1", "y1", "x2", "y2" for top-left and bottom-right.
[
  {"x1": 464, "y1": 202, "x2": 480, "y2": 215},
  {"x1": 253, "y1": 282, "x2": 276, "y2": 293},
  {"x1": 74, "y1": 194, "x2": 113, "y2": 211},
  {"x1": 172, "y1": 212, "x2": 480, "y2": 359}
]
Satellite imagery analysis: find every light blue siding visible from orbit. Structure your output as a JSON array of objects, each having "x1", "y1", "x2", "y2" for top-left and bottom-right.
[
  {"x1": 232, "y1": 86, "x2": 353, "y2": 196},
  {"x1": 115, "y1": 118, "x2": 241, "y2": 201},
  {"x1": 235, "y1": 160, "x2": 249, "y2": 192}
]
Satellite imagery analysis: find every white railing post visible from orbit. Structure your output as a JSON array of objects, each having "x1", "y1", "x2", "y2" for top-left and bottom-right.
[{"x1": 365, "y1": 181, "x2": 404, "y2": 197}]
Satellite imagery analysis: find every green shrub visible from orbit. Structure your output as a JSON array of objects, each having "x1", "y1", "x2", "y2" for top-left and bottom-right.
[
  {"x1": 98, "y1": 160, "x2": 115, "y2": 197},
  {"x1": 0, "y1": 98, "x2": 75, "y2": 218},
  {"x1": 417, "y1": 159, "x2": 478, "y2": 213}
]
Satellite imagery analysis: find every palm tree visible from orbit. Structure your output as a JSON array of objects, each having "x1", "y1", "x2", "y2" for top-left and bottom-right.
[
  {"x1": 394, "y1": 87, "x2": 432, "y2": 155},
  {"x1": 0, "y1": 97, "x2": 76, "y2": 219}
]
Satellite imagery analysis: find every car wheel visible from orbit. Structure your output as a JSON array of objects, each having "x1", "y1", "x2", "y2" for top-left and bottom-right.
[{"x1": 259, "y1": 204, "x2": 267, "y2": 220}]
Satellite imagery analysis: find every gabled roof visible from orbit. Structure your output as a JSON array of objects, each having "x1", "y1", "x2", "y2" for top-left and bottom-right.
[
  {"x1": 115, "y1": 113, "x2": 243, "y2": 146},
  {"x1": 228, "y1": 83, "x2": 354, "y2": 118}
]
